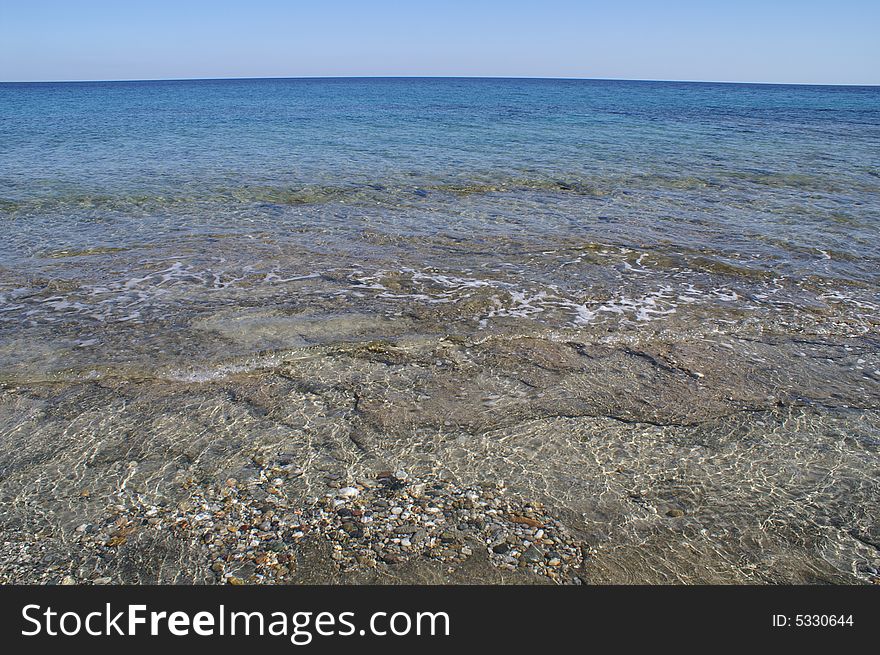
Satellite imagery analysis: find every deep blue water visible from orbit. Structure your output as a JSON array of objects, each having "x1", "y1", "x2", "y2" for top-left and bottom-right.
[{"x1": 2, "y1": 78, "x2": 879, "y2": 200}]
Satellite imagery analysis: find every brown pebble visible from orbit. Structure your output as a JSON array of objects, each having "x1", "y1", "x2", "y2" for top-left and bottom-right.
[{"x1": 510, "y1": 515, "x2": 542, "y2": 528}]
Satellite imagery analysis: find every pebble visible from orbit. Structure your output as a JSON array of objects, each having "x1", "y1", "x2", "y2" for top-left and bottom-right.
[
  {"x1": 510, "y1": 515, "x2": 542, "y2": 528},
  {"x1": 69, "y1": 466, "x2": 587, "y2": 585}
]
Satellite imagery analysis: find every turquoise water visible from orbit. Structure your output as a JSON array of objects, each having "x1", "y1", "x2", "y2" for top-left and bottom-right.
[
  {"x1": 2, "y1": 79, "x2": 878, "y2": 248},
  {"x1": 0, "y1": 79, "x2": 879, "y2": 584}
]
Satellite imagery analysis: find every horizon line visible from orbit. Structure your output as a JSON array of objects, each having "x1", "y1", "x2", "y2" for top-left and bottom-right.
[{"x1": 2, "y1": 74, "x2": 878, "y2": 88}]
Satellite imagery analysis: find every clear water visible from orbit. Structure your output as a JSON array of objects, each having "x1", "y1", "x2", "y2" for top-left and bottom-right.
[{"x1": 0, "y1": 79, "x2": 878, "y2": 584}]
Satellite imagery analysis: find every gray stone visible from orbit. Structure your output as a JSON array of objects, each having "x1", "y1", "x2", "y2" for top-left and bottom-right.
[{"x1": 522, "y1": 545, "x2": 544, "y2": 563}]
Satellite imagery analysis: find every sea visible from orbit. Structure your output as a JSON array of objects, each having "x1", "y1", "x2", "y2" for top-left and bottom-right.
[{"x1": 0, "y1": 78, "x2": 878, "y2": 584}]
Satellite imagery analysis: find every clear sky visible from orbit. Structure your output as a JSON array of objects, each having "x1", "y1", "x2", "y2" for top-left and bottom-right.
[{"x1": 1, "y1": 0, "x2": 878, "y2": 84}]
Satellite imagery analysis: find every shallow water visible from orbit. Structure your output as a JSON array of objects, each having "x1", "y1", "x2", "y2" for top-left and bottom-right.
[{"x1": 0, "y1": 78, "x2": 878, "y2": 583}]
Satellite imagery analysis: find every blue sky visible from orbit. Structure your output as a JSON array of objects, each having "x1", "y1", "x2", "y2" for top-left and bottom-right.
[{"x1": 1, "y1": 1, "x2": 878, "y2": 84}]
